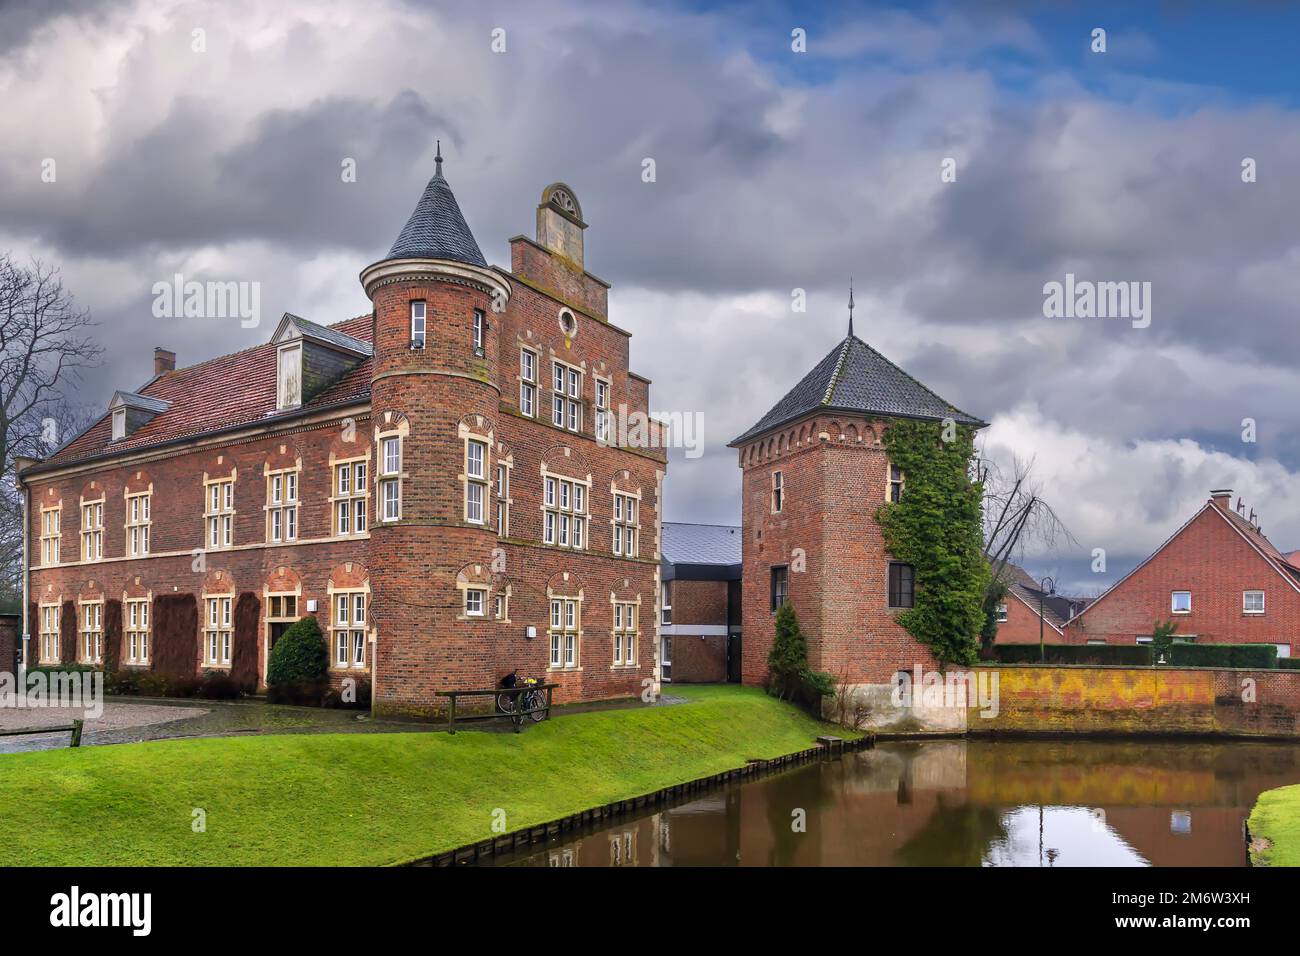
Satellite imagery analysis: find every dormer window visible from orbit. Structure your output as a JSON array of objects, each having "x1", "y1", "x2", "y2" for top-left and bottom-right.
[
  {"x1": 111, "y1": 407, "x2": 126, "y2": 441},
  {"x1": 107, "y1": 390, "x2": 171, "y2": 440},
  {"x1": 411, "y1": 301, "x2": 427, "y2": 349},
  {"x1": 277, "y1": 343, "x2": 302, "y2": 409}
]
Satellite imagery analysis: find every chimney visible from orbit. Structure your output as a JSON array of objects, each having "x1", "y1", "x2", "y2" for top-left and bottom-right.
[
  {"x1": 154, "y1": 348, "x2": 176, "y2": 376},
  {"x1": 1209, "y1": 488, "x2": 1232, "y2": 511}
]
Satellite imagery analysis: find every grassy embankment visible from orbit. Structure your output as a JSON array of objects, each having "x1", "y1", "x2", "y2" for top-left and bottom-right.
[
  {"x1": 0, "y1": 684, "x2": 856, "y2": 866},
  {"x1": 1248, "y1": 783, "x2": 1300, "y2": 866}
]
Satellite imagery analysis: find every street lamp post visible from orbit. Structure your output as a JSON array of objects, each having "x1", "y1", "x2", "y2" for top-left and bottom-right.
[{"x1": 1039, "y1": 575, "x2": 1056, "y2": 662}]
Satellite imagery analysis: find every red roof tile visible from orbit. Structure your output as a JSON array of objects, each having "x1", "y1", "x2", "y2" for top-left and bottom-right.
[{"x1": 38, "y1": 315, "x2": 373, "y2": 471}]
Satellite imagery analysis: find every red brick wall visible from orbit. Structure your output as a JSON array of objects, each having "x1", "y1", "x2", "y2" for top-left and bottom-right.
[
  {"x1": 670, "y1": 633, "x2": 727, "y2": 683},
  {"x1": 1068, "y1": 501, "x2": 1300, "y2": 655},
  {"x1": 738, "y1": 416, "x2": 939, "y2": 688},
  {"x1": 670, "y1": 580, "x2": 728, "y2": 627},
  {"x1": 0, "y1": 614, "x2": 16, "y2": 673},
  {"x1": 993, "y1": 593, "x2": 1067, "y2": 644}
]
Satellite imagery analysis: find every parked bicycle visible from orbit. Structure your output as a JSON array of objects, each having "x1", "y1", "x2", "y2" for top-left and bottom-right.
[{"x1": 497, "y1": 670, "x2": 547, "y2": 722}]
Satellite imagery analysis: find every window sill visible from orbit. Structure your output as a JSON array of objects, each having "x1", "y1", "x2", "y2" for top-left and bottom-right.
[{"x1": 546, "y1": 666, "x2": 583, "y2": 673}]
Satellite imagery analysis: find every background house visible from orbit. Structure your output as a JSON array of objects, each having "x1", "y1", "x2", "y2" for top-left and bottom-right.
[
  {"x1": 992, "y1": 562, "x2": 1088, "y2": 645},
  {"x1": 660, "y1": 522, "x2": 741, "y2": 683},
  {"x1": 1068, "y1": 489, "x2": 1299, "y2": 657}
]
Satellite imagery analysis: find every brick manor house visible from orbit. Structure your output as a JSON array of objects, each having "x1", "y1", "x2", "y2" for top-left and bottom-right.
[{"x1": 17, "y1": 153, "x2": 665, "y2": 716}]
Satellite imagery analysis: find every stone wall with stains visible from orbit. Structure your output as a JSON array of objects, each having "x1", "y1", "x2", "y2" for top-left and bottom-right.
[{"x1": 827, "y1": 664, "x2": 1300, "y2": 737}]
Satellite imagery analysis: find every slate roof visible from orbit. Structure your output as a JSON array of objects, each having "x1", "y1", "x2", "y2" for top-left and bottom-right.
[
  {"x1": 30, "y1": 315, "x2": 374, "y2": 472},
  {"x1": 732, "y1": 333, "x2": 984, "y2": 445},
  {"x1": 284, "y1": 313, "x2": 372, "y2": 356},
  {"x1": 662, "y1": 522, "x2": 742, "y2": 566},
  {"x1": 386, "y1": 167, "x2": 487, "y2": 267},
  {"x1": 112, "y1": 390, "x2": 172, "y2": 414}
]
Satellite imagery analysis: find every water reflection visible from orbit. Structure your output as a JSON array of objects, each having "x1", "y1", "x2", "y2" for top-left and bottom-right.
[{"x1": 488, "y1": 738, "x2": 1300, "y2": 867}]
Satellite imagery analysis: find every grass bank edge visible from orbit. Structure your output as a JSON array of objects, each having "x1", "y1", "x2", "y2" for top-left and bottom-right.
[
  {"x1": 0, "y1": 684, "x2": 860, "y2": 866},
  {"x1": 1248, "y1": 782, "x2": 1300, "y2": 867}
]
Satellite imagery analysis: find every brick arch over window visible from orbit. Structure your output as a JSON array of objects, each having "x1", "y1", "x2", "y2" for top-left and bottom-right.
[
  {"x1": 545, "y1": 569, "x2": 586, "y2": 597},
  {"x1": 329, "y1": 561, "x2": 369, "y2": 591},
  {"x1": 266, "y1": 566, "x2": 302, "y2": 594},
  {"x1": 328, "y1": 422, "x2": 371, "y2": 458},
  {"x1": 540, "y1": 443, "x2": 590, "y2": 479},
  {"x1": 201, "y1": 452, "x2": 237, "y2": 480},
  {"x1": 263, "y1": 442, "x2": 301, "y2": 473},
  {"x1": 123, "y1": 469, "x2": 153, "y2": 494},
  {"x1": 79, "y1": 479, "x2": 105, "y2": 502},
  {"x1": 458, "y1": 412, "x2": 496, "y2": 440},
  {"x1": 202, "y1": 569, "x2": 236, "y2": 596},
  {"x1": 78, "y1": 579, "x2": 105, "y2": 603},
  {"x1": 123, "y1": 576, "x2": 150, "y2": 601},
  {"x1": 374, "y1": 409, "x2": 411, "y2": 438}
]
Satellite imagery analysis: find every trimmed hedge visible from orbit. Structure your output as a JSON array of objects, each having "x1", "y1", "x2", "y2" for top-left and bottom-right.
[
  {"x1": 1280, "y1": 658, "x2": 1300, "y2": 671},
  {"x1": 993, "y1": 644, "x2": 1154, "y2": 666},
  {"x1": 1167, "y1": 642, "x2": 1279, "y2": 669},
  {"x1": 231, "y1": 592, "x2": 261, "y2": 691},
  {"x1": 153, "y1": 594, "x2": 199, "y2": 678}
]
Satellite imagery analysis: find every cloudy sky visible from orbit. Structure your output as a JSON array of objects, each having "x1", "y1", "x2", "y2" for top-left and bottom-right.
[{"x1": 5, "y1": 0, "x2": 1300, "y2": 594}]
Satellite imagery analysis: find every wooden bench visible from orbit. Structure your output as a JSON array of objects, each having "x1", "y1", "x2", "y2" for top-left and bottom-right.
[
  {"x1": 0, "y1": 718, "x2": 84, "y2": 748},
  {"x1": 436, "y1": 685, "x2": 558, "y2": 734}
]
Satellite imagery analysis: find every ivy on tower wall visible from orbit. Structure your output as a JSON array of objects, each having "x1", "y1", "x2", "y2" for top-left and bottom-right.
[{"x1": 877, "y1": 418, "x2": 989, "y2": 667}]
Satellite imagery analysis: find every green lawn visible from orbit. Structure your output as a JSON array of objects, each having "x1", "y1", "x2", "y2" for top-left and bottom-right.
[
  {"x1": 0, "y1": 684, "x2": 855, "y2": 866},
  {"x1": 1248, "y1": 783, "x2": 1300, "y2": 866}
]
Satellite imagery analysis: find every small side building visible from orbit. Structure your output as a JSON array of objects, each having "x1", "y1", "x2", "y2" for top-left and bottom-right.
[{"x1": 659, "y1": 523, "x2": 741, "y2": 684}]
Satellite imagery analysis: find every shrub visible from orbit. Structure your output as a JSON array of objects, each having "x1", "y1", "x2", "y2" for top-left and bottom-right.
[
  {"x1": 266, "y1": 616, "x2": 328, "y2": 687},
  {"x1": 1166, "y1": 643, "x2": 1278, "y2": 669},
  {"x1": 993, "y1": 644, "x2": 1154, "y2": 666},
  {"x1": 1280, "y1": 658, "x2": 1300, "y2": 671}
]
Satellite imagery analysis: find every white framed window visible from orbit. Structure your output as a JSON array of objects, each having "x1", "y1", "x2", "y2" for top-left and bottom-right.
[
  {"x1": 465, "y1": 588, "x2": 486, "y2": 617},
  {"x1": 465, "y1": 439, "x2": 488, "y2": 524},
  {"x1": 332, "y1": 591, "x2": 367, "y2": 668},
  {"x1": 126, "y1": 599, "x2": 151, "y2": 664},
  {"x1": 772, "y1": 471, "x2": 783, "y2": 513},
  {"x1": 520, "y1": 348, "x2": 537, "y2": 417},
  {"x1": 494, "y1": 592, "x2": 508, "y2": 620},
  {"x1": 40, "y1": 505, "x2": 61, "y2": 565},
  {"x1": 613, "y1": 602, "x2": 637, "y2": 666},
  {"x1": 1171, "y1": 591, "x2": 1191, "y2": 614},
  {"x1": 496, "y1": 463, "x2": 510, "y2": 537},
  {"x1": 552, "y1": 360, "x2": 583, "y2": 433},
  {"x1": 80, "y1": 601, "x2": 103, "y2": 664},
  {"x1": 549, "y1": 597, "x2": 580, "y2": 669},
  {"x1": 543, "y1": 473, "x2": 588, "y2": 549},
  {"x1": 334, "y1": 459, "x2": 369, "y2": 535},
  {"x1": 266, "y1": 469, "x2": 299, "y2": 543},
  {"x1": 472, "y1": 309, "x2": 486, "y2": 356},
  {"x1": 595, "y1": 378, "x2": 611, "y2": 442},
  {"x1": 81, "y1": 498, "x2": 104, "y2": 561},
  {"x1": 125, "y1": 491, "x2": 151, "y2": 557},
  {"x1": 1244, "y1": 590, "x2": 1265, "y2": 615},
  {"x1": 995, "y1": 603, "x2": 1008, "y2": 623},
  {"x1": 888, "y1": 463, "x2": 905, "y2": 503},
  {"x1": 379, "y1": 435, "x2": 402, "y2": 522},
  {"x1": 205, "y1": 477, "x2": 235, "y2": 549},
  {"x1": 204, "y1": 596, "x2": 233, "y2": 666},
  {"x1": 410, "y1": 300, "x2": 427, "y2": 348},
  {"x1": 660, "y1": 581, "x2": 672, "y2": 626},
  {"x1": 111, "y1": 406, "x2": 126, "y2": 441},
  {"x1": 613, "y1": 492, "x2": 639, "y2": 558},
  {"x1": 39, "y1": 604, "x2": 59, "y2": 664}
]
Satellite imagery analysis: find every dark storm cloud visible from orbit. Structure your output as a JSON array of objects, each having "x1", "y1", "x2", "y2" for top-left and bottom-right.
[{"x1": 15, "y1": 90, "x2": 453, "y2": 258}]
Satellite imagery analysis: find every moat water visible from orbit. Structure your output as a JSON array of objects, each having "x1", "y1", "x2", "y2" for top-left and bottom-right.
[{"x1": 481, "y1": 738, "x2": 1300, "y2": 867}]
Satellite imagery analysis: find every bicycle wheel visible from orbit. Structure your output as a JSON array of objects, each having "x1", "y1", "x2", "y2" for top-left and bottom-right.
[
  {"x1": 496, "y1": 692, "x2": 517, "y2": 714},
  {"x1": 527, "y1": 690, "x2": 547, "y2": 721}
]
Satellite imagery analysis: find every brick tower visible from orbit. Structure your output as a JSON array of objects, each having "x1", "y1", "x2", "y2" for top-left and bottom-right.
[
  {"x1": 360, "y1": 145, "x2": 512, "y2": 716},
  {"x1": 728, "y1": 307, "x2": 984, "y2": 708}
]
